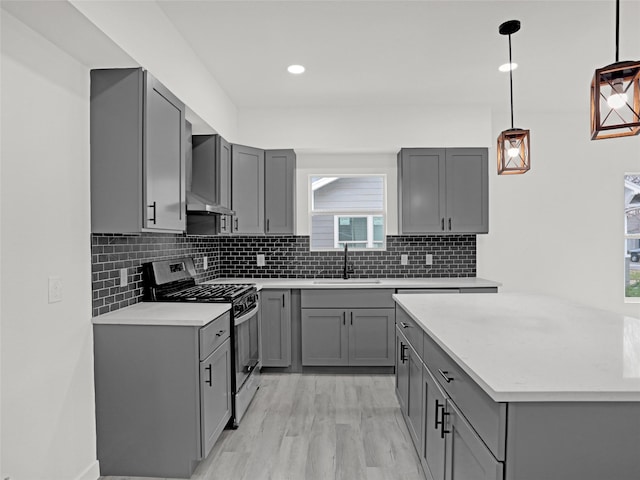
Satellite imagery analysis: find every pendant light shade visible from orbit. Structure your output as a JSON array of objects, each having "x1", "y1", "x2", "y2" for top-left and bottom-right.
[
  {"x1": 497, "y1": 128, "x2": 530, "y2": 175},
  {"x1": 497, "y1": 20, "x2": 530, "y2": 175},
  {"x1": 590, "y1": 0, "x2": 640, "y2": 140}
]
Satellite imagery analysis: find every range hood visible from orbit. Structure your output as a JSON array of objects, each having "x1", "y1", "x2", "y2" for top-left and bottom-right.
[{"x1": 186, "y1": 191, "x2": 235, "y2": 216}]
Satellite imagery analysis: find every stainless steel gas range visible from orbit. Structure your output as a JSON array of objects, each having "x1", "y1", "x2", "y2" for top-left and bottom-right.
[{"x1": 143, "y1": 257, "x2": 260, "y2": 427}]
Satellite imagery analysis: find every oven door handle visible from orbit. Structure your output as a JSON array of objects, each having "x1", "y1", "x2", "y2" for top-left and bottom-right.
[{"x1": 234, "y1": 304, "x2": 260, "y2": 326}]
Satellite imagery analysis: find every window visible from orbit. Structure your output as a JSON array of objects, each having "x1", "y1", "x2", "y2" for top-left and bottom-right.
[
  {"x1": 310, "y1": 175, "x2": 386, "y2": 251},
  {"x1": 625, "y1": 174, "x2": 640, "y2": 300}
]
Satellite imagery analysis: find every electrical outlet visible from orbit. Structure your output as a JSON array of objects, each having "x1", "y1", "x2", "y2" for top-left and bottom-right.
[
  {"x1": 48, "y1": 276, "x2": 63, "y2": 303},
  {"x1": 120, "y1": 268, "x2": 128, "y2": 287},
  {"x1": 203, "y1": 256, "x2": 208, "y2": 270},
  {"x1": 257, "y1": 254, "x2": 265, "y2": 267},
  {"x1": 401, "y1": 254, "x2": 408, "y2": 265},
  {"x1": 425, "y1": 254, "x2": 433, "y2": 266}
]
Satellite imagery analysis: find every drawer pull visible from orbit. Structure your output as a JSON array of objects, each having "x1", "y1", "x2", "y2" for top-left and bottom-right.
[
  {"x1": 215, "y1": 329, "x2": 226, "y2": 337},
  {"x1": 438, "y1": 369, "x2": 454, "y2": 383},
  {"x1": 400, "y1": 343, "x2": 408, "y2": 363},
  {"x1": 400, "y1": 322, "x2": 410, "y2": 329}
]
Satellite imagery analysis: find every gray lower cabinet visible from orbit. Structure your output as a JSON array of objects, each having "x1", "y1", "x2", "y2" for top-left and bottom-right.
[
  {"x1": 301, "y1": 289, "x2": 395, "y2": 367},
  {"x1": 90, "y1": 68, "x2": 186, "y2": 233},
  {"x1": 260, "y1": 290, "x2": 292, "y2": 367},
  {"x1": 93, "y1": 312, "x2": 231, "y2": 478},
  {"x1": 200, "y1": 338, "x2": 232, "y2": 458},
  {"x1": 395, "y1": 329, "x2": 410, "y2": 413},
  {"x1": 398, "y1": 147, "x2": 488, "y2": 234},
  {"x1": 231, "y1": 144, "x2": 265, "y2": 234},
  {"x1": 422, "y1": 365, "x2": 447, "y2": 480},
  {"x1": 265, "y1": 149, "x2": 296, "y2": 235}
]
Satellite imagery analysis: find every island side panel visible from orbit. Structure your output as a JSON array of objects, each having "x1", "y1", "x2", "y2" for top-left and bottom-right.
[
  {"x1": 506, "y1": 402, "x2": 640, "y2": 480},
  {"x1": 94, "y1": 324, "x2": 201, "y2": 478}
]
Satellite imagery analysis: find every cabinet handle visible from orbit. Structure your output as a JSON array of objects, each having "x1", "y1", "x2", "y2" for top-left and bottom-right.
[
  {"x1": 400, "y1": 322, "x2": 410, "y2": 329},
  {"x1": 148, "y1": 201, "x2": 157, "y2": 225},
  {"x1": 435, "y1": 399, "x2": 444, "y2": 430},
  {"x1": 234, "y1": 218, "x2": 239, "y2": 231},
  {"x1": 282, "y1": 294, "x2": 285, "y2": 308},
  {"x1": 266, "y1": 218, "x2": 270, "y2": 232},
  {"x1": 441, "y1": 218, "x2": 445, "y2": 231},
  {"x1": 400, "y1": 343, "x2": 408, "y2": 363},
  {"x1": 448, "y1": 218, "x2": 452, "y2": 230},
  {"x1": 221, "y1": 216, "x2": 227, "y2": 230},
  {"x1": 215, "y1": 329, "x2": 226, "y2": 337},
  {"x1": 205, "y1": 364, "x2": 212, "y2": 386},
  {"x1": 440, "y1": 410, "x2": 451, "y2": 438},
  {"x1": 343, "y1": 312, "x2": 346, "y2": 325},
  {"x1": 350, "y1": 311, "x2": 353, "y2": 326},
  {"x1": 438, "y1": 369, "x2": 454, "y2": 383}
]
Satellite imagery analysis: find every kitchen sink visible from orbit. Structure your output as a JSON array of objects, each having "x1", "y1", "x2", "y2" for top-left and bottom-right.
[{"x1": 313, "y1": 279, "x2": 382, "y2": 284}]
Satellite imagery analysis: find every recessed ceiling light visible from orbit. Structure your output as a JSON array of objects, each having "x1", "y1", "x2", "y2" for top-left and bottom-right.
[
  {"x1": 287, "y1": 64, "x2": 305, "y2": 74},
  {"x1": 499, "y1": 62, "x2": 518, "y2": 72}
]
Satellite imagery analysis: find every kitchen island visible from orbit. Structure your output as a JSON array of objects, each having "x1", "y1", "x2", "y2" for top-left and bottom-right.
[{"x1": 393, "y1": 292, "x2": 640, "y2": 480}]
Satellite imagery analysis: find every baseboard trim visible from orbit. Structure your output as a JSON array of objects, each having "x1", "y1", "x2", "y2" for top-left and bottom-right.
[{"x1": 73, "y1": 460, "x2": 100, "y2": 480}]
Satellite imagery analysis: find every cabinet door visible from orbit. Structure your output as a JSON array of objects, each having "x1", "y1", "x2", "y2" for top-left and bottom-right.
[
  {"x1": 444, "y1": 148, "x2": 488, "y2": 234},
  {"x1": 260, "y1": 290, "x2": 292, "y2": 367},
  {"x1": 398, "y1": 148, "x2": 446, "y2": 234},
  {"x1": 231, "y1": 144, "x2": 264, "y2": 234},
  {"x1": 445, "y1": 400, "x2": 503, "y2": 480},
  {"x1": 407, "y1": 345, "x2": 424, "y2": 450},
  {"x1": 396, "y1": 328, "x2": 410, "y2": 415},
  {"x1": 423, "y1": 366, "x2": 447, "y2": 480},
  {"x1": 143, "y1": 71, "x2": 186, "y2": 232},
  {"x1": 348, "y1": 308, "x2": 395, "y2": 366},
  {"x1": 217, "y1": 136, "x2": 232, "y2": 210},
  {"x1": 265, "y1": 150, "x2": 296, "y2": 235},
  {"x1": 200, "y1": 339, "x2": 231, "y2": 459},
  {"x1": 301, "y1": 309, "x2": 348, "y2": 366}
]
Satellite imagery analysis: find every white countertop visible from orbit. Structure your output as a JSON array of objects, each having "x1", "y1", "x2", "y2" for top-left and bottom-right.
[
  {"x1": 393, "y1": 292, "x2": 640, "y2": 402},
  {"x1": 91, "y1": 302, "x2": 231, "y2": 326},
  {"x1": 205, "y1": 277, "x2": 501, "y2": 290}
]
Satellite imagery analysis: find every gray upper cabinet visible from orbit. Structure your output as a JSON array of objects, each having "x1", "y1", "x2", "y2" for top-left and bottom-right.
[
  {"x1": 90, "y1": 68, "x2": 186, "y2": 233},
  {"x1": 260, "y1": 290, "x2": 292, "y2": 367},
  {"x1": 264, "y1": 149, "x2": 296, "y2": 235},
  {"x1": 398, "y1": 147, "x2": 488, "y2": 234},
  {"x1": 231, "y1": 144, "x2": 265, "y2": 234}
]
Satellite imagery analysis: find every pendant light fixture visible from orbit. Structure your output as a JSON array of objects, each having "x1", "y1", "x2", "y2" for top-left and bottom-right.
[
  {"x1": 497, "y1": 20, "x2": 530, "y2": 175},
  {"x1": 590, "y1": 0, "x2": 640, "y2": 140}
]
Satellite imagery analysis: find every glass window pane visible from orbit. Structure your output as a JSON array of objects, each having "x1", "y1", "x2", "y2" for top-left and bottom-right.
[
  {"x1": 339, "y1": 216, "x2": 367, "y2": 243},
  {"x1": 310, "y1": 215, "x2": 335, "y2": 249},
  {"x1": 311, "y1": 176, "x2": 384, "y2": 211},
  {"x1": 626, "y1": 175, "x2": 640, "y2": 235}
]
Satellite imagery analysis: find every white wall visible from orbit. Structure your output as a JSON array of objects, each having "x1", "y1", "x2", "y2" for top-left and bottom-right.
[
  {"x1": 239, "y1": 105, "x2": 491, "y2": 151},
  {"x1": 69, "y1": 0, "x2": 239, "y2": 139},
  {"x1": 477, "y1": 109, "x2": 640, "y2": 317},
  {"x1": 1, "y1": 11, "x2": 99, "y2": 480}
]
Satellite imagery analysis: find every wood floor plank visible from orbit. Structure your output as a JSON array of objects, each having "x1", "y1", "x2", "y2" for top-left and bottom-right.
[{"x1": 100, "y1": 373, "x2": 424, "y2": 480}]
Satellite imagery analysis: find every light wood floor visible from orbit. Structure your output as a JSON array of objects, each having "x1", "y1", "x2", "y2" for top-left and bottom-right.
[{"x1": 102, "y1": 373, "x2": 424, "y2": 480}]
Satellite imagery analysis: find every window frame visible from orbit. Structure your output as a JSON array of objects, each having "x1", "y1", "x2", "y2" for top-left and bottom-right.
[
  {"x1": 625, "y1": 173, "x2": 640, "y2": 303},
  {"x1": 309, "y1": 174, "x2": 387, "y2": 252}
]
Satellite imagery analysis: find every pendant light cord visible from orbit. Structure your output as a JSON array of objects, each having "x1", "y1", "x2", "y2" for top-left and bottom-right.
[
  {"x1": 509, "y1": 34, "x2": 514, "y2": 129},
  {"x1": 615, "y1": 0, "x2": 620, "y2": 62}
]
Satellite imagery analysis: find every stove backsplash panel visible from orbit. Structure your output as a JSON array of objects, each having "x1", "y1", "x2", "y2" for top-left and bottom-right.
[
  {"x1": 91, "y1": 233, "x2": 220, "y2": 317},
  {"x1": 91, "y1": 234, "x2": 475, "y2": 316}
]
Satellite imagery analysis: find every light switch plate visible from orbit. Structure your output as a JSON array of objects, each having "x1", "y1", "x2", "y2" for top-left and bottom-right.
[
  {"x1": 401, "y1": 254, "x2": 408, "y2": 265},
  {"x1": 120, "y1": 268, "x2": 128, "y2": 287},
  {"x1": 425, "y1": 254, "x2": 433, "y2": 265},
  {"x1": 203, "y1": 256, "x2": 208, "y2": 270},
  {"x1": 257, "y1": 254, "x2": 265, "y2": 267},
  {"x1": 48, "y1": 276, "x2": 63, "y2": 303}
]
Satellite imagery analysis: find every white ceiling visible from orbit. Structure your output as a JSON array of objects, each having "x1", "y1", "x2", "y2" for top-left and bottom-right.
[{"x1": 155, "y1": 0, "x2": 640, "y2": 112}]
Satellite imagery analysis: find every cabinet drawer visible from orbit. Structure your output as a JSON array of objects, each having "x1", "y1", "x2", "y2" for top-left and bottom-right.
[
  {"x1": 424, "y1": 332, "x2": 506, "y2": 461},
  {"x1": 395, "y1": 306, "x2": 423, "y2": 358},
  {"x1": 301, "y1": 289, "x2": 394, "y2": 308},
  {"x1": 199, "y1": 311, "x2": 231, "y2": 360}
]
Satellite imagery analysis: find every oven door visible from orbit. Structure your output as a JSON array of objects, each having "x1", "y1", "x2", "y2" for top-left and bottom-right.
[{"x1": 234, "y1": 304, "x2": 259, "y2": 390}]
